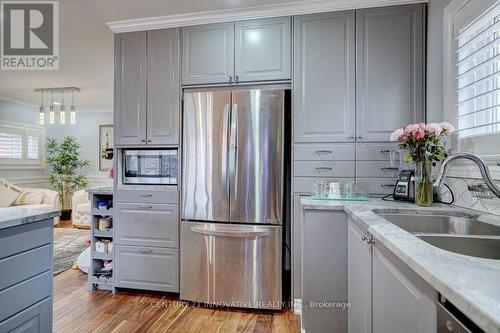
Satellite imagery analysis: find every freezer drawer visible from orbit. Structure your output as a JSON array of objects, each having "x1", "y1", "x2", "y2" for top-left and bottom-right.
[
  {"x1": 114, "y1": 245, "x2": 179, "y2": 292},
  {"x1": 114, "y1": 203, "x2": 178, "y2": 248},
  {"x1": 180, "y1": 221, "x2": 282, "y2": 309}
]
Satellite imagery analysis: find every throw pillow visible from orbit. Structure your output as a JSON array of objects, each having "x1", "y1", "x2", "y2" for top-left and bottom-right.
[
  {"x1": 0, "y1": 180, "x2": 23, "y2": 207},
  {"x1": 13, "y1": 191, "x2": 45, "y2": 206}
]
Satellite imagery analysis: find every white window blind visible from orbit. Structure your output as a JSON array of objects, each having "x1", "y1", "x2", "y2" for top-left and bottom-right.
[
  {"x1": 0, "y1": 132, "x2": 22, "y2": 159},
  {"x1": 27, "y1": 135, "x2": 39, "y2": 160},
  {"x1": 455, "y1": 2, "x2": 500, "y2": 139}
]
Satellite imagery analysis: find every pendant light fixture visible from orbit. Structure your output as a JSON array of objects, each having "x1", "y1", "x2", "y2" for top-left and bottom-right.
[
  {"x1": 39, "y1": 91, "x2": 45, "y2": 125},
  {"x1": 60, "y1": 90, "x2": 66, "y2": 124},
  {"x1": 35, "y1": 87, "x2": 80, "y2": 125},
  {"x1": 49, "y1": 90, "x2": 55, "y2": 124}
]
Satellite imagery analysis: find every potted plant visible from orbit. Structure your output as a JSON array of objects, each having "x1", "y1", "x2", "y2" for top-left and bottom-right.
[
  {"x1": 390, "y1": 122, "x2": 455, "y2": 206},
  {"x1": 46, "y1": 136, "x2": 90, "y2": 220}
]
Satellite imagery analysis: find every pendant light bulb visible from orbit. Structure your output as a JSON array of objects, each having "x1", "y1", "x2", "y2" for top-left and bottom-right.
[
  {"x1": 39, "y1": 91, "x2": 45, "y2": 125},
  {"x1": 49, "y1": 91, "x2": 55, "y2": 124},
  {"x1": 60, "y1": 90, "x2": 66, "y2": 124},
  {"x1": 70, "y1": 90, "x2": 76, "y2": 125}
]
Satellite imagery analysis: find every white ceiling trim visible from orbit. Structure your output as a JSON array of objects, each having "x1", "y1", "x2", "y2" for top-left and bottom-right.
[
  {"x1": 107, "y1": 0, "x2": 428, "y2": 32},
  {"x1": 0, "y1": 96, "x2": 38, "y2": 109}
]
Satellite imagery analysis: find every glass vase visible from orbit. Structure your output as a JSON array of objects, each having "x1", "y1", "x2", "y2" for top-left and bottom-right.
[{"x1": 414, "y1": 160, "x2": 433, "y2": 207}]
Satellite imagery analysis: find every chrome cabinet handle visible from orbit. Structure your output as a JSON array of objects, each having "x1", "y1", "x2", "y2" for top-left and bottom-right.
[
  {"x1": 315, "y1": 167, "x2": 333, "y2": 171},
  {"x1": 381, "y1": 167, "x2": 399, "y2": 170},
  {"x1": 139, "y1": 205, "x2": 153, "y2": 209},
  {"x1": 380, "y1": 184, "x2": 396, "y2": 187},
  {"x1": 361, "y1": 235, "x2": 368, "y2": 242},
  {"x1": 141, "y1": 139, "x2": 146, "y2": 142},
  {"x1": 348, "y1": 135, "x2": 355, "y2": 139},
  {"x1": 138, "y1": 194, "x2": 153, "y2": 197},
  {"x1": 235, "y1": 75, "x2": 239, "y2": 82},
  {"x1": 357, "y1": 136, "x2": 363, "y2": 139},
  {"x1": 229, "y1": 75, "x2": 233, "y2": 83},
  {"x1": 147, "y1": 139, "x2": 152, "y2": 143},
  {"x1": 315, "y1": 150, "x2": 332, "y2": 154},
  {"x1": 140, "y1": 248, "x2": 153, "y2": 253},
  {"x1": 380, "y1": 149, "x2": 390, "y2": 153}
]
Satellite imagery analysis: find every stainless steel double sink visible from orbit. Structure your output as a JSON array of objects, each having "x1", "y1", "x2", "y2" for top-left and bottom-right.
[{"x1": 374, "y1": 210, "x2": 500, "y2": 260}]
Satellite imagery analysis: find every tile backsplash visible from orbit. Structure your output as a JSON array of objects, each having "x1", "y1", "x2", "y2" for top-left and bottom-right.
[{"x1": 446, "y1": 177, "x2": 500, "y2": 215}]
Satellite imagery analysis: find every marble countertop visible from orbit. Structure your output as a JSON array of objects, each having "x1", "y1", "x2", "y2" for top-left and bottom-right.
[
  {"x1": 86, "y1": 186, "x2": 113, "y2": 195},
  {"x1": 0, "y1": 206, "x2": 60, "y2": 230},
  {"x1": 301, "y1": 197, "x2": 500, "y2": 333}
]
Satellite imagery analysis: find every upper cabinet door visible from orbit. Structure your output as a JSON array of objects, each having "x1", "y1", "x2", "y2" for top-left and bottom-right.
[
  {"x1": 235, "y1": 17, "x2": 291, "y2": 82},
  {"x1": 114, "y1": 32, "x2": 147, "y2": 146},
  {"x1": 356, "y1": 5, "x2": 424, "y2": 142},
  {"x1": 181, "y1": 22, "x2": 234, "y2": 85},
  {"x1": 147, "y1": 29, "x2": 180, "y2": 145},
  {"x1": 293, "y1": 11, "x2": 356, "y2": 143}
]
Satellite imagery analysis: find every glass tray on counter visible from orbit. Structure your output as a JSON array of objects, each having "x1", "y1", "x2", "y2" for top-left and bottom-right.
[{"x1": 310, "y1": 194, "x2": 369, "y2": 201}]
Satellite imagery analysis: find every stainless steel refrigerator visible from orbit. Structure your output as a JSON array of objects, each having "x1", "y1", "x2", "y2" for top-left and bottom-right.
[{"x1": 181, "y1": 87, "x2": 285, "y2": 309}]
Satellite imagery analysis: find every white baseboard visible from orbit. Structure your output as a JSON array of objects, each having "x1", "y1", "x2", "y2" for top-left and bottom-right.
[
  {"x1": 293, "y1": 298, "x2": 302, "y2": 314},
  {"x1": 7, "y1": 175, "x2": 112, "y2": 190}
]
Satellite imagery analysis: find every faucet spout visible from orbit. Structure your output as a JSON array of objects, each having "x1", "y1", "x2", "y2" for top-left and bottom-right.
[{"x1": 433, "y1": 153, "x2": 500, "y2": 199}]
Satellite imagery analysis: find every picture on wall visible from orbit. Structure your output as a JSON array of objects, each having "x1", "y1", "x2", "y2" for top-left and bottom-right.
[{"x1": 99, "y1": 125, "x2": 114, "y2": 171}]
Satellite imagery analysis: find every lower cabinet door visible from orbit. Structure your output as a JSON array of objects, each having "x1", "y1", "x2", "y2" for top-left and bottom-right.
[
  {"x1": 115, "y1": 245, "x2": 179, "y2": 292},
  {"x1": 0, "y1": 297, "x2": 51, "y2": 333},
  {"x1": 348, "y1": 219, "x2": 372, "y2": 333},
  {"x1": 372, "y1": 244, "x2": 436, "y2": 333}
]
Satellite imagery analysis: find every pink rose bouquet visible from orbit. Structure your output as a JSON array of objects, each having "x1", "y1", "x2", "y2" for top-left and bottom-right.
[{"x1": 390, "y1": 122, "x2": 455, "y2": 162}]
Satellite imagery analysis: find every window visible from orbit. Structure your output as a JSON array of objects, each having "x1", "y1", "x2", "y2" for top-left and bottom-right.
[
  {"x1": 0, "y1": 124, "x2": 43, "y2": 168},
  {"x1": 455, "y1": 1, "x2": 500, "y2": 139}
]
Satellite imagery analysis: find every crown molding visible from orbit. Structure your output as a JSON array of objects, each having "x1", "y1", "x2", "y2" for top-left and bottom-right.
[
  {"x1": 107, "y1": 0, "x2": 427, "y2": 32},
  {"x1": 0, "y1": 95, "x2": 38, "y2": 108}
]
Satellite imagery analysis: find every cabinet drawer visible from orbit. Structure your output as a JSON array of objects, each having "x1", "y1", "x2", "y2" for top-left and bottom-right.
[
  {"x1": 355, "y1": 143, "x2": 400, "y2": 161},
  {"x1": 294, "y1": 161, "x2": 355, "y2": 177},
  {"x1": 0, "y1": 220, "x2": 52, "y2": 260},
  {"x1": 294, "y1": 144, "x2": 355, "y2": 161},
  {"x1": 115, "y1": 245, "x2": 179, "y2": 292},
  {"x1": 356, "y1": 161, "x2": 400, "y2": 178},
  {"x1": 293, "y1": 177, "x2": 354, "y2": 194},
  {"x1": 0, "y1": 297, "x2": 51, "y2": 333},
  {"x1": 0, "y1": 244, "x2": 51, "y2": 291},
  {"x1": 115, "y1": 203, "x2": 179, "y2": 248},
  {"x1": 115, "y1": 189, "x2": 178, "y2": 204},
  {"x1": 0, "y1": 271, "x2": 51, "y2": 322},
  {"x1": 356, "y1": 178, "x2": 397, "y2": 195}
]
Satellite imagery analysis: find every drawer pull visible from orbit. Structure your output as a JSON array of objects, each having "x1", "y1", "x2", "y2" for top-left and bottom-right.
[
  {"x1": 315, "y1": 150, "x2": 332, "y2": 154},
  {"x1": 380, "y1": 184, "x2": 396, "y2": 187},
  {"x1": 315, "y1": 167, "x2": 333, "y2": 171},
  {"x1": 380, "y1": 149, "x2": 390, "y2": 153},
  {"x1": 139, "y1": 248, "x2": 153, "y2": 253},
  {"x1": 381, "y1": 167, "x2": 399, "y2": 171},
  {"x1": 139, "y1": 205, "x2": 153, "y2": 209},
  {"x1": 139, "y1": 194, "x2": 153, "y2": 197}
]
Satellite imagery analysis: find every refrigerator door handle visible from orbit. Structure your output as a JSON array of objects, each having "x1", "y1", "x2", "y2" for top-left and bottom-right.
[
  {"x1": 222, "y1": 103, "x2": 231, "y2": 199},
  {"x1": 190, "y1": 226, "x2": 271, "y2": 239},
  {"x1": 229, "y1": 103, "x2": 239, "y2": 199}
]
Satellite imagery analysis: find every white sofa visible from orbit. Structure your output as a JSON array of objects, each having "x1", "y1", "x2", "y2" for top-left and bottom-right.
[
  {"x1": 0, "y1": 179, "x2": 61, "y2": 225},
  {"x1": 72, "y1": 189, "x2": 91, "y2": 229}
]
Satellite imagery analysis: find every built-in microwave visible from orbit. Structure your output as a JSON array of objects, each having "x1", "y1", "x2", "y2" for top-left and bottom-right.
[{"x1": 122, "y1": 149, "x2": 178, "y2": 185}]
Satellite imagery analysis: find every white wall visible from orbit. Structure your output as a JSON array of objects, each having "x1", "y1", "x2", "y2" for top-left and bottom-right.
[
  {"x1": 45, "y1": 111, "x2": 113, "y2": 178},
  {"x1": 426, "y1": 0, "x2": 452, "y2": 123},
  {"x1": 0, "y1": 99, "x2": 47, "y2": 184}
]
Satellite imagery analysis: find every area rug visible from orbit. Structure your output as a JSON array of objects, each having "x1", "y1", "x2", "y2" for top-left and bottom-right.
[{"x1": 53, "y1": 228, "x2": 89, "y2": 275}]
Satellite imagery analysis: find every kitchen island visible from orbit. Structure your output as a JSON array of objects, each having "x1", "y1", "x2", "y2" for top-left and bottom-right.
[
  {"x1": 0, "y1": 206, "x2": 60, "y2": 333},
  {"x1": 300, "y1": 198, "x2": 500, "y2": 333}
]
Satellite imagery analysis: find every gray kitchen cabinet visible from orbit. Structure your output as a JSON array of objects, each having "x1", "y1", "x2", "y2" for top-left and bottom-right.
[
  {"x1": 373, "y1": 243, "x2": 436, "y2": 333},
  {"x1": 147, "y1": 28, "x2": 180, "y2": 145},
  {"x1": 114, "y1": 203, "x2": 179, "y2": 248},
  {"x1": 302, "y1": 209, "x2": 347, "y2": 333},
  {"x1": 293, "y1": 11, "x2": 356, "y2": 143},
  {"x1": 114, "y1": 31, "x2": 147, "y2": 146},
  {"x1": 114, "y1": 245, "x2": 179, "y2": 292},
  {"x1": 347, "y1": 218, "x2": 372, "y2": 333},
  {"x1": 235, "y1": 17, "x2": 291, "y2": 82},
  {"x1": 356, "y1": 4, "x2": 424, "y2": 142},
  {"x1": 181, "y1": 22, "x2": 234, "y2": 85},
  {"x1": 115, "y1": 29, "x2": 180, "y2": 146},
  {"x1": 0, "y1": 297, "x2": 51, "y2": 333}
]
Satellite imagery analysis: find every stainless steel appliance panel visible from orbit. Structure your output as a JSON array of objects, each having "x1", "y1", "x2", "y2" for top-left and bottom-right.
[
  {"x1": 229, "y1": 89, "x2": 284, "y2": 224},
  {"x1": 182, "y1": 90, "x2": 231, "y2": 222},
  {"x1": 180, "y1": 221, "x2": 282, "y2": 309}
]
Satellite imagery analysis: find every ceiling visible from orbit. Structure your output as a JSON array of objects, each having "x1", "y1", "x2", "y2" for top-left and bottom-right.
[{"x1": 0, "y1": 0, "x2": 302, "y2": 112}]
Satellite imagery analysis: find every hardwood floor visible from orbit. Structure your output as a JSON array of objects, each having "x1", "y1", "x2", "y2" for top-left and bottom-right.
[{"x1": 53, "y1": 269, "x2": 301, "y2": 333}]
